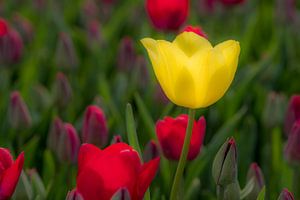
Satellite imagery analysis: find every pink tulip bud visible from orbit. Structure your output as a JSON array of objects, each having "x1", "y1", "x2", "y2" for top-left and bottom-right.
[
  {"x1": 285, "y1": 95, "x2": 300, "y2": 136},
  {"x1": 9, "y1": 91, "x2": 32, "y2": 129},
  {"x1": 47, "y1": 117, "x2": 65, "y2": 152},
  {"x1": 117, "y1": 37, "x2": 137, "y2": 72},
  {"x1": 82, "y1": 105, "x2": 108, "y2": 147},
  {"x1": 58, "y1": 123, "x2": 81, "y2": 164},
  {"x1": 284, "y1": 120, "x2": 300, "y2": 165},
  {"x1": 86, "y1": 19, "x2": 102, "y2": 48},
  {"x1": 182, "y1": 25, "x2": 208, "y2": 38},
  {"x1": 278, "y1": 189, "x2": 295, "y2": 200},
  {"x1": 54, "y1": 72, "x2": 73, "y2": 108},
  {"x1": 55, "y1": 32, "x2": 78, "y2": 70},
  {"x1": 246, "y1": 163, "x2": 265, "y2": 200},
  {"x1": 0, "y1": 18, "x2": 8, "y2": 37},
  {"x1": 66, "y1": 189, "x2": 84, "y2": 200},
  {"x1": 143, "y1": 140, "x2": 159, "y2": 163},
  {"x1": 111, "y1": 135, "x2": 122, "y2": 144},
  {"x1": 0, "y1": 27, "x2": 23, "y2": 64}
]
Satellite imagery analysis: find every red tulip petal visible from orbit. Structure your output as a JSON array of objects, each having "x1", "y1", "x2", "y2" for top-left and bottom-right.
[
  {"x1": 77, "y1": 143, "x2": 101, "y2": 176},
  {"x1": 0, "y1": 148, "x2": 13, "y2": 170},
  {"x1": 0, "y1": 152, "x2": 24, "y2": 199},
  {"x1": 136, "y1": 157, "x2": 160, "y2": 199}
]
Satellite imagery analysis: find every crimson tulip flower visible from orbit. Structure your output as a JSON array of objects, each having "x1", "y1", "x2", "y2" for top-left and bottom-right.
[
  {"x1": 285, "y1": 95, "x2": 300, "y2": 136},
  {"x1": 0, "y1": 148, "x2": 24, "y2": 200},
  {"x1": 156, "y1": 114, "x2": 206, "y2": 160},
  {"x1": 146, "y1": 0, "x2": 189, "y2": 31},
  {"x1": 0, "y1": 18, "x2": 8, "y2": 37},
  {"x1": 75, "y1": 143, "x2": 160, "y2": 200}
]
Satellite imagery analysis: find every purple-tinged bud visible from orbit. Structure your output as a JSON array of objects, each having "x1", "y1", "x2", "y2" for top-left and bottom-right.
[
  {"x1": 278, "y1": 189, "x2": 295, "y2": 200},
  {"x1": 82, "y1": 0, "x2": 99, "y2": 20},
  {"x1": 9, "y1": 91, "x2": 32, "y2": 129},
  {"x1": 66, "y1": 189, "x2": 84, "y2": 200},
  {"x1": 0, "y1": 28, "x2": 23, "y2": 64},
  {"x1": 111, "y1": 135, "x2": 122, "y2": 144},
  {"x1": 284, "y1": 120, "x2": 300, "y2": 165},
  {"x1": 246, "y1": 163, "x2": 265, "y2": 200},
  {"x1": 212, "y1": 137, "x2": 238, "y2": 186},
  {"x1": 47, "y1": 117, "x2": 65, "y2": 152},
  {"x1": 143, "y1": 140, "x2": 159, "y2": 163},
  {"x1": 285, "y1": 95, "x2": 300, "y2": 136},
  {"x1": 58, "y1": 123, "x2": 81, "y2": 164},
  {"x1": 12, "y1": 14, "x2": 34, "y2": 43},
  {"x1": 263, "y1": 92, "x2": 287, "y2": 128},
  {"x1": 86, "y1": 20, "x2": 103, "y2": 49},
  {"x1": 55, "y1": 32, "x2": 78, "y2": 70},
  {"x1": 111, "y1": 187, "x2": 131, "y2": 200},
  {"x1": 54, "y1": 72, "x2": 73, "y2": 109},
  {"x1": 117, "y1": 37, "x2": 136, "y2": 72},
  {"x1": 82, "y1": 105, "x2": 108, "y2": 148},
  {"x1": 0, "y1": 18, "x2": 8, "y2": 37}
]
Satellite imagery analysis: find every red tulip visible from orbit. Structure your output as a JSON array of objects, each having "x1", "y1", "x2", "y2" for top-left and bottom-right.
[
  {"x1": 82, "y1": 105, "x2": 108, "y2": 147},
  {"x1": 0, "y1": 148, "x2": 24, "y2": 200},
  {"x1": 219, "y1": 0, "x2": 245, "y2": 6},
  {"x1": 182, "y1": 25, "x2": 208, "y2": 38},
  {"x1": 284, "y1": 120, "x2": 300, "y2": 165},
  {"x1": 285, "y1": 95, "x2": 300, "y2": 135},
  {"x1": 146, "y1": 0, "x2": 189, "y2": 31},
  {"x1": 76, "y1": 143, "x2": 160, "y2": 200},
  {"x1": 156, "y1": 114, "x2": 206, "y2": 160},
  {"x1": 0, "y1": 18, "x2": 8, "y2": 37}
]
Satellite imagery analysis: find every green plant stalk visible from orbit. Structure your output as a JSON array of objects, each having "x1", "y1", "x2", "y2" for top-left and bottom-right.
[
  {"x1": 170, "y1": 109, "x2": 196, "y2": 200},
  {"x1": 293, "y1": 166, "x2": 300, "y2": 199}
]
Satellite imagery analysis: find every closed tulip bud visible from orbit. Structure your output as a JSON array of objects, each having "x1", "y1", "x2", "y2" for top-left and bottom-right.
[
  {"x1": 12, "y1": 14, "x2": 34, "y2": 43},
  {"x1": 284, "y1": 120, "x2": 300, "y2": 165},
  {"x1": 111, "y1": 188, "x2": 131, "y2": 200},
  {"x1": 263, "y1": 92, "x2": 287, "y2": 129},
  {"x1": 278, "y1": 189, "x2": 295, "y2": 200},
  {"x1": 76, "y1": 143, "x2": 160, "y2": 199},
  {"x1": 0, "y1": 148, "x2": 24, "y2": 200},
  {"x1": 82, "y1": 105, "x2": 108, "y2": 147},
  {"x1": 82, "y1": 0, "x2": 99, "y2": 20},
  {"x1": 285, "y1": 95, "x2": 300, "y2": 136},
  {"x1": 146, "y1": 0, "x2": 189, "y2": 31},
  {"x1": 87, "y1": 20, "x2": 102, "y2": 48},
  {"x1": 9, "y1": 91, "x2": 32, "y2": 129},
  {"x1": 0, "y1": 27, "x2": 23, "y2": 64},
  {"x1": 156, "y1": 114, "x2": 206, "y2": 161},
  {"x1": 47, "y1": 117, "x2": 65, "y2": 152},
  {"x1": 55, "y1": 32, "x2": 78, "y2": 70},
  {"x1": 182, "y1": 25, "x2": 208, "y2": 39},
  {"x1": 143, "y1": 140, "x2": 159, "y2": 163},
  {"x1": 141, "y1": 32, "x2": 240, "y2": 109},
  {"x1": 54, "y1": 72, "x2": 73, "y2": 108},
  {"x1": 246, "y1": 163, "x2": 265, "y2": 200},
  {"x1": 111, "y1": 135, "x2": 122, "y2": 144},
  {"x1": 212, "y1": 138, "x2": 238, "y2": 187},
  {"x1": 66, "y1": 189, "x2": 84, "y2": 200},
  {"x1": 117, "y1": 37, "x2": 136, "y2": 72},
  {"x1": 0, "y1": 18, "x2": 8, "y2": 36},
  {"x1": 57, "y1": 123, "x2": 81, "y2": 164},
  {"x1": 220, "y1": 0, "x2": 245, "y2": 6}
]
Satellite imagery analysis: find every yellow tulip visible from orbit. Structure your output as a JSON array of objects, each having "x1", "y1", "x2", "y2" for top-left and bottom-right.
[{"x1": 141, "y1": 32, "x2": 240, "y2": 109}]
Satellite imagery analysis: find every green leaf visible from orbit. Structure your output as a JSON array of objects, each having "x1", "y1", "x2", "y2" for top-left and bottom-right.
[{"x1": 256, "y1": 187, "x2": 266, "y2": 200}]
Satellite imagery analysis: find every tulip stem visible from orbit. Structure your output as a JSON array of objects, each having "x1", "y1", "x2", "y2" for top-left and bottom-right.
[{"x1": 170, "y1": 109, "x2": 195, "y2": 200}]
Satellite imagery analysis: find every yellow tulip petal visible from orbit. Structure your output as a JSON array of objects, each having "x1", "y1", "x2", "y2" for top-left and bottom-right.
[
  {"x1": 173, "y1": 32, "x2": 212, "y2": 57},
  {"x1": 173, "y1": 67, "x2": 197, "y2": 108}
]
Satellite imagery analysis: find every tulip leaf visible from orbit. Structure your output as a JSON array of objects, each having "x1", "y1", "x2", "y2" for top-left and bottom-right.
[
  {"x1": 240, "y1": 177, "x2": 255, "y2": 199},
  {"x1": 186, "y1": 107, "x2": 247, "y2": 188},
  {"x1": 256, "y1": 187, "x2": 265, "y2": 200}
]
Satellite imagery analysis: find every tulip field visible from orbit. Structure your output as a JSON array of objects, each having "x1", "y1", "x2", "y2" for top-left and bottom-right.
[{"x1": 1, "y1": 0, "x2": 300, "y2": 199}]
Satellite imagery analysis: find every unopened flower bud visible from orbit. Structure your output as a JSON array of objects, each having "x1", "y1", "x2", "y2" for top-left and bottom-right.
[
  {"x1": 212, "y1": 137, "x2": 238, "y2": 187},
  {"x1": 263, "y1": 92, "x2": 287, "y2": 128},
  {"x1": 54, "y1": 72, "x2": 73, "y2": 108},
  {"x1": 9, "y1": 91, "x2": 32, "y2": 129},
  {"x1": 117, "y1": 37, "x2": 136, "y2": 72},
  {"x1": 87, "y1": 20, "x2": 102, "y2": 49},
  {"x1": 111, "y1": 187, "x2": 131, "y2": 200},
  {"x1": 111, "y1": 135, "x2": 122, "y2": 144},
  {"x1": 143, "y1": 140, "x2": 159, "y2": 163},
  {"x1": 82, "y1": 105, "x2": 108, "y2": 147},
  {"x1": 284, "y1": 120, "x2": 300, "y2": 165},
  {"x1": 285, "y1": 95, "x2": 300, "y2": 136},
  {"x1": 55, "y1": 32, "x2": 78, "y2": 70},
  {"x1": 246, "y1": 163, "x2": 265, "y2": 200},
  {"x1": 66, "y1": 189, "x2": 84, "y2": 200},
  {"x1": 47, "y1": 117, "x2": 65, "y2": 152},
  {"x1": 278, "y1": 188, "x2": 295, "y2": 200}
]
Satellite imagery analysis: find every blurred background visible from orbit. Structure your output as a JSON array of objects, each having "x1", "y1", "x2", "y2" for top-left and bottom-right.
[{"x1": 0, "y1": 0, "x2": 300, "y2": 199}]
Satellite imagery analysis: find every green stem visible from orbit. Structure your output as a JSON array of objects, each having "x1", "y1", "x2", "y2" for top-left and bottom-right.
[
  {"x1": 170, "y1": 109, "x2": 196, "y2": 200},
  {"x1": 293, "y1": 167, "x2": 300, "y2": 199}
]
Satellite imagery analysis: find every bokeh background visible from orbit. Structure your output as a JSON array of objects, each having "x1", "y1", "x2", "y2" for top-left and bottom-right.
[{"x1": 0, "y1": 0, "x2": 300, "y2": 199}]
